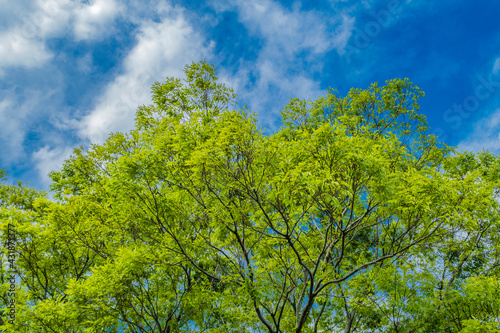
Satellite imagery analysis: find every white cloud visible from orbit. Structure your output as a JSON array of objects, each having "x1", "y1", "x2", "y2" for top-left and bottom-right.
[
  {"x1": 0, "y1": 85, "x2": 66, "y2": 177},
  {"x1": 216, "y1": 0, "x2": 354, "y2": 130},
  {"x1": 0, "y1": 29, "x2": 52, "y2": 68},
  {"x1": 0, "y1": 0, "x2": 121, "y2": 68},
  {"x1": 0, "y1": 0, "x2": 72, "y2": 69},
  {"x1": 0, "y1": 0, "x2": 68, "y2": 69},
  {"x1": 236, "y1": 0, "x2": 353, "y2": 55},
  {"x1": 0, "y1": 95, "x2": 42, "y2": 163},
  {"x1": 332, "y1": 14, "x2": 356, "y2": 52},
  {"x1": 32, "y1": 145, "x2": 74, "y2": 186},
  {"x1": 0, "y1": 0, "x2": 121, "y2": 69},
  {"x1": 458, "y1": 108, "x2": 500, "y2": 153},
  {"x1": 78, "y1": 5, "x2": 212, "y2": 143},
  {"x1": 74, "y1": 0, "x2": 122, "y2": 40},
  {"x1": 31, "y1": 0, "x2": 74, "y2": 38},
  {"x1": 27, "y1": 0, "x2": 121, "y2": 40}
]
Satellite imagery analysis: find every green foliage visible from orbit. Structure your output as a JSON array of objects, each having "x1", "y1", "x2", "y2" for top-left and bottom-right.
[{"x1": 1, "y1": 61, "x2": 499, "y2": 332}]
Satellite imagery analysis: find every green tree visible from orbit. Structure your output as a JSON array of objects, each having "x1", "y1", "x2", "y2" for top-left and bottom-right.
[{"x1": 1, "y1": 61, "x2": 499, "y2": 332}]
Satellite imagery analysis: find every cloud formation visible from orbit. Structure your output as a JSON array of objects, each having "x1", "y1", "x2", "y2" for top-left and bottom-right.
[
  {"x1": 77, "y1": 3, "x2": 212, "y2": 143},
  {"x1": 74, "y1": 0, "x2": 122, "y2": 40},
  {"x1": 219, "y1": 0, "x2": 354, "y2": 129},
  {"x1": 0, "y1": 0, "x2": 123, "y2": 70},
  {"x1": 32, "y1": 145, "x2": 74, "y2": 186},
  {"x1": 236, "y1": 0, "x2": 353, "y2": 55},
  {"x1": 0, "y1": 30, "x2": 52, "y2": 69}
]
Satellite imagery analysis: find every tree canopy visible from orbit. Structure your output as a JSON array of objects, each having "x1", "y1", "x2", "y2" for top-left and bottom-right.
[{"x1": 1, "y1": 61, "x2": 499, "y2": 332}]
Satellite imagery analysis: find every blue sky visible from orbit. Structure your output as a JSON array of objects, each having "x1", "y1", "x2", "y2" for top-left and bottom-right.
[{"x1": 1, "y1": 0, "x2": 500, "y2": 191}]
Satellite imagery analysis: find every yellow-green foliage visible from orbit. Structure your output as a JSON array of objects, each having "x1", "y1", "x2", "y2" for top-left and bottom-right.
[{"x1": 1, "y1": 61, "x2": 499, "y2": 332}]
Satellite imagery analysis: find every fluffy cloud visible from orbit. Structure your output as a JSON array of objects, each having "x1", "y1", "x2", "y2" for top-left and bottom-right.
[
  {"x1": 236, "y1": 0, "x2": 353, "y2": 55},
  {"x1": 0, "y1": 0, "x2": 122, "y2": 69},
  {"x1": 77, "y1": 4, "x2": 212, "y2": 143},
  {"x1": 0, "y1": 29, "x2": 52, "y2": 68},
  {"x1": 31, "y1": 0, "x2": 74, "y2": 38},
  {"x1": 32, "y1": 145, "x2": 74, "y2": 186},
  {"x1": 0, "y1": 92, "x2": 48, "y2": 163},
  {"x1": 0, "y1": 0, "x2": 72, "y2": 69},
  {"x1": 74, "y1": 0, "x2": 122, "y2": 40},
  {"x1": 218, "y1": 0, "x2": 354, "y2": 129}
]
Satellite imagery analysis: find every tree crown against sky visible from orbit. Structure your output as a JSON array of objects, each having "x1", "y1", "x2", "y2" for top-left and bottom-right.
[{"x1": 1, "y1": 61, "x2": 499, "y2": 333}]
